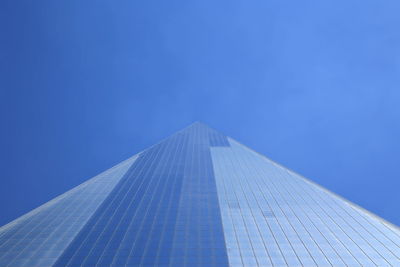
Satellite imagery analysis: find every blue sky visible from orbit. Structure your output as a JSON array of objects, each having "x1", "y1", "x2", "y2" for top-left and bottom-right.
[{"x1": 1, "y1": 0, "x2": 400, "y2": 226}]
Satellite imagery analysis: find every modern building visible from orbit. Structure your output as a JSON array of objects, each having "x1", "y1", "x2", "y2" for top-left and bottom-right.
[{"x1": 0, "y1": 122, "x2": 399, "y2": 267}]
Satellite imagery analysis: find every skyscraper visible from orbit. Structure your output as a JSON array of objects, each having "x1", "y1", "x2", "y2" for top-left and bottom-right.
[{"x1": 0, "y1": 122, "x2": 399, "y2": 267}]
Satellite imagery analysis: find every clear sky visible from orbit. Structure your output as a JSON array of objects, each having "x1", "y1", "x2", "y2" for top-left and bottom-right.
[{"x1": 1, "y1": 0, "x2": 399, "y2": 227}]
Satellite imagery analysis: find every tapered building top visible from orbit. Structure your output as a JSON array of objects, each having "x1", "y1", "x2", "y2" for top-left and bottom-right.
[{"x1": 1, "y1": 122, "x2": 399, "y2": 266}]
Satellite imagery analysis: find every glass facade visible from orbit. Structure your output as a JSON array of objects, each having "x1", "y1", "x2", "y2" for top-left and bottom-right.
[
  {"x1": 0, "y1": 122, "x2": 399, "y2": 266},
  {"x1": 0, "y1": 156, "x2": 137, "y2": 267},
  {"x1": 212, "y1": 139, "x2": 400, "y2": 266}
]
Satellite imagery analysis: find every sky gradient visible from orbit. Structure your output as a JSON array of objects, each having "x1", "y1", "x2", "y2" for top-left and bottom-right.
[{"x1": 1, "y1": 0, "x2": 400, "y2": 227}]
